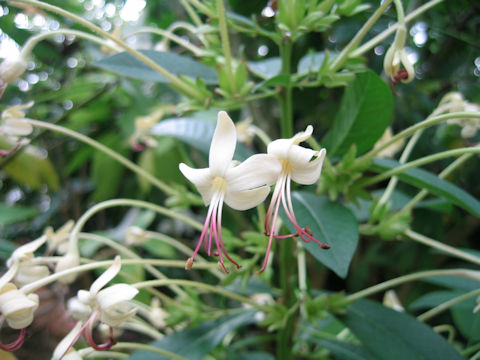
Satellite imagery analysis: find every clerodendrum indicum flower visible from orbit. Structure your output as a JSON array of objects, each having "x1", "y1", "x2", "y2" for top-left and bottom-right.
[
  {"x1": 179, "y1": 111, "x2": 281, "y2": 273},
  {"x1": 63, "y1": 256, "x2": 138, "y2": 356},
  {"x1": 260, "y1": 125, "x2": 329, "y2": 273}
]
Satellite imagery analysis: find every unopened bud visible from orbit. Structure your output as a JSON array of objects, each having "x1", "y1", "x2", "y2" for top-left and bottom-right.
[
  {"x1": 0, "y1": 56, "x2": 28, "y2": 84},
  {"x1": 124, "y1": 226, "x2": 148, "y2": 246},
  {"x1": 185, "y1": 257, "x2": 194, "y2": 270}
]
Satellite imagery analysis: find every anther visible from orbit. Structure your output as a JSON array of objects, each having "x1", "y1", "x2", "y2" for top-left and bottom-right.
[
  {"x1": 218, "y1": 262, "x2": 229, "y2": 274},
  {"x1": 185, "y1": 257, "x2": 194, "y2": 270}
]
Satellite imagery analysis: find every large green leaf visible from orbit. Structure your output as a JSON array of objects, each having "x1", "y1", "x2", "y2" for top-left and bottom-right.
[
  {"x1": 322, "y1": 71, "x2": 393, "y2": 156},
  {"x1": 281, "y1": 192, "x2": 359, "y2": 278},
  {"x1": 150, "y1": 117, "x2": 252, "y2": 161},
  {"x1": 248, "y1": 57, "x2": 282, "y2": 79},
  {"x1": 341, "y1": 299, "x2": 463, "y2": 360},
  {"x1": 372, "y1": 158, "x2": 480, "y2": 217},
  {"x1": 93, "y1": 50, "x2": 218, "y2": 84},
  {"x1": 128, "y1": 309, "x2": 258, "y2": 360},
  {"x1": 310, "y1": 338, "x2": 376, "y2": 360}
]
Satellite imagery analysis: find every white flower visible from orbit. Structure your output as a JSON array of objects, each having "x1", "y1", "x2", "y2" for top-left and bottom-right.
[
  {"x1": 179, "y1": 111, "x2": 281, "y2": 271},
  {"x1": 383, "y1": 25, "x2": 414, "y2": 84},
  {"x1": 0, "y1": 283, "x2": 39, "y2": 329},
  {"x1": 124, "y1": 226, "x2": 148, "y2": 246},
  {"x1": 55, "y1": 251, "x2": 81, "y2": 284},
  {"x1": 45, "y1": 220, "x2": 75, "y2": 254},
  {"x1": 261, "y1": 126, "x2": 329, "y2": 272},
  {"x1": 0, "y1": 55, "x2": 28, "y2": 84},
  {"x1": 6, "y1": 235, "x2": 50, "y2": 287},
  {"x1": 0, "y1": 102, "x2": 34, "y2": 140},
  {"x1": 148, "y1": 297, "x2": 168, "y2": 329},
  {"x1": 70, "y1": 256, "x2": 138, "y2": 327},
  {"x1": 441, "y1": 92, "x2": 480, "y2": 138}
]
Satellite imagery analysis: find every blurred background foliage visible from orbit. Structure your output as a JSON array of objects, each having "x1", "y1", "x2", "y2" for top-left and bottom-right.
[{"x1": 0, "y1": 0, "x2": 479, "y2": 357}]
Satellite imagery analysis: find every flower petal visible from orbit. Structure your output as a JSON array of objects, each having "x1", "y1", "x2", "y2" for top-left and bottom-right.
[
  {"x1": 3, "y1": 119, "x2": 33, "y2": 136},
  {"x1": 267, "y1": 138, "x2": 292, "y2": 160},
  {"x1": 90, "y1": 256, "x2": 121, "y2": 296},
  {"x1": 291, "y1": 148, "x2": 326, "y2": 185},
  {"x1": 209, "y1": 111, "x2": 236, "y2": 177},
  {"x1": 52, "y1": 321, "x2": 83, "y2": 360},
  {"x1": 291, "y1": 125, "x2": 313, "y2": 144},
  {"x1": 225, "y1": 186, "x2": 271, "y2": 210},
  {"x1": 0, "y1": 285, "x2": 39, "y2": 329},
  {"x1": 225, "y1": 154, "x2": 281, "y2": 192},
  {"x1": 179, "y1": 163, "x2": 213, "y2": 205},
  {"x1": 97, "y1": 284, "x2": 138, "y2": 310},
  {"x1": 7, "y1": 235, "x2": 47, "y2": 267},
  {"x1": 287, "y1": 145, "x2": 318, "y2": 166}
]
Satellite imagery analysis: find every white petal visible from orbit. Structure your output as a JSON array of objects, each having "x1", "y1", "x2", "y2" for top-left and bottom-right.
[
  {"x1": 55, "y1": 252, "x2": 80, "y2": 284},
  {"x1": 7, "y1": 235, "x2": 47, "y2": 267},
  {"x1": 97, "y1": 284, "x2": 138, "y2": 311},
  {"x1": 52, "y1": 321, "x2": 83, "y2": 360},
  {"x1": 14, "y1": 264, "x2": 50, "y2": 287},
  {"x1": 291, "y1": 125, "x2": 313, "y2": 144},
  {"x1": 101, "y1": 304, "x2": 137, "y2": 327},
  {"x1": 179, "y1": 163, "x2": 213, "y2": 205},
  {"x1": 2, "y1": 119, "x2": 33, "y2": 136},
  {"x1": 0, "y1": 285, "x2": 39, "y2": 329},
  {"x1": 291, "y1": 149, "x2": 326, "y2": 185},
  {"x1": 90, "y1": 256, "x2": 121, "y2": 296},
  {"x1": 225, "y1": 154, "x2": 281, "y2": 192},
  {"x1": 287, "y1": 145, "x2": 318, "y2": 166},
  {"x1": 225, "y1": 186, "x2": 271, "y2": 210},
  {"x1": 67, "y1": 297, "x2": 92, "y2": 321},
  {"x1": 267, "y1": 138, "x2": 292, "y2": 160},
  {"x1": 209, "y1": 111, "x2": 236, "y2": 177}
]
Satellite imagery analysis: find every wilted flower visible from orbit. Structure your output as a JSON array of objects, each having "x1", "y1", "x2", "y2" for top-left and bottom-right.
[
  {"x1": 261, "y1": 126, "x2": 329, "y2": 273},
  {"x1": 179, "y1": 111, "x2": 281, "y2": 272},
  {"x1": 383, "y1": 25, "x2": 414, "y2": 84}
]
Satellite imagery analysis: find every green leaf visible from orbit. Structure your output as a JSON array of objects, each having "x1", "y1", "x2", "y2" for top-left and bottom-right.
[
  {"x1": 372, "y1": 158, "x2": 480, "y2": 217},
  {"x1": 150, "y1": 117, "x2": 252, "y2": 161},
  {"x1": 341, "y1": 299, "x2": 463, "y2": 360},
  {"x1": 0, "y1": 204, "x2": 39, "y2": 226},
  {"x1": 297, "y1": 51, "x2": 333, "y2": 74},
  {"x1": 309, "y1": 338, "x2": 376, "y2": 360},
  {"x1": 282, "y1": 192, "x2": 359, "y2": 278},
  {"x1": 248, "y1": 57, "x2": 282, "y2": 79},
  {"x1": 322, "y1": 71, "x2": 393, "y2": 156},
  {"x1": 127, "y1": 309, "x2": 258, "y2": 360},
  {"x1": 93, "y1": 50, "x2": 218, "y2": 84},
  {"x1": 0, "y1": 239, "x2": 18, "y2": 260}
]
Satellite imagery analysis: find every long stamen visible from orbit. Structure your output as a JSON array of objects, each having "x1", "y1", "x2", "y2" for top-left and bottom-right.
[
  {"x1": 211, "y1": 200, "x2": 225, "y2": 266},
  {"x1": 57, "y1": 321, "x2": 89, "y2": 360},
  {"x1": 216, "y1": 195, "x2": 241, "y2": 269},
  {"x1": 84, "y1": 312, "x2": 116, "y2": 351},
  {"x1": 265, "y1": 176, "x2": 284, "y2": 235},
  {"x1": 0, "y1": 328, "x2": 26, "y2": 352},
  {"x1": 259, "y1": 183, "x2": 283, "y2": 273}
]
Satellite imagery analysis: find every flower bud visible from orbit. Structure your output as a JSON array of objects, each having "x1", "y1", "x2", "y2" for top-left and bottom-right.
[
  {"x1": 383, "y1": 25, "x2": 414, "y2": 83},
  {"x1": 0, "y1": 55, "x2": 28, "y2": 84}
]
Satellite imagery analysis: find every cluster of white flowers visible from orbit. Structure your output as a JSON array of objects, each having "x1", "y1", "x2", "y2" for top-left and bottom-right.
[
  {"x1": 179, "y1": 111, "x2": 329, "y2": 273},
  {"x1": 439, "y1": 92, "x2": 480, "y2": 138}
]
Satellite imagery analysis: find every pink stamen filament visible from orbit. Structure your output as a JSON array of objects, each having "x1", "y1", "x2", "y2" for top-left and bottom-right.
[
  {"x1": 0, "y1": 327, "x2": 26, "y2": 352},
  {"x1": 84, "y1": 312, "x2": 116, "y2": 351}
]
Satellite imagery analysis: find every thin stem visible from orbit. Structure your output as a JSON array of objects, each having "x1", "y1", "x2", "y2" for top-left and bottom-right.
[
  {"x1": 123, "y1": 28, "x2": 206, "y2": 56},
  {"x1": 377, "y1": 129, "x2": 423, "y2": 208},
  {"x1": 351, "y1": 0, "x2": 444, "y2": 57},
  {"x1": 15, "y1": 0, "x2": 204, "y2": 100},
  {"x1": 134, "y1": 279, "x2": 268, "y2": 311},
  {"x1": 404, "y1": 229, "x2": 480, "y2": 266},
  {"x1": 360, "y1": 112, "x2": 480, "y2": 163},
  {"x1": 297, "y1": 242, "x2": 307, "y2": 317},
  {"x1": 279, "y1": 40, "x2": 293, "y2": 138},
  {"x1": 400, "y1": 153, "x2": 473, "y2": 214},
  {"x1": 417, "y1": 288, "x2": 480, "y2": 322},
  {"x1": 179, "y1": 0, "x2": 203, "y2": 26},
  {"x1": 20, "y1": 258, "x2": 214, "y2": 294},
  {"x1": 67, "y1": 198, "x2": 203, "y2": 255},
  {"x1": 216, "y1": 0, "x2": 236, "y2": 94},
  {"x1": 79, "y1": 232, "x2": 188, "y2": 297},
  {"x1": 23, "y1": 119, "x2": 175, "y2": 195},
  {"x1": 112, "y1": 342, "x2": 186, "y2": 360},
  {"x1": 184, "y1": 0, "x2": 216, "y2": 17},
  {"x1": 21, "y1": 29, "x2": 120, "y2": 56},
  {"x1": 363, "y1": 146, "x2": 480, "y2": 187},
  {"x1": 329, "y1": 0, "x2": 393, "y2": 72},
  {"x1": 346, "y1": 268, "x2": 480, "y2": 302}
]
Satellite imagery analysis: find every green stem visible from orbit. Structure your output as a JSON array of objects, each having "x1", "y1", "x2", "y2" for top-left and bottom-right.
[
  {"x1": 279, "y1": 40, "x2": 293, "y2": 138},
  {"x1": 329, "y1": 0, "x2": 393, "y2": 72},
  {"x1": 67, "y1": 198, "x2": 203, "y2": 255},
  {"x1": 216, "y1": 0, "x2": 236, "y2": 94},
  {"x1": 399, "y1": 153, "x2": 473, "y2": 214},
  {"x1": 20, "y1": 258, "x2": 213, "y2": 294},
  {"x1": 404, "y1": 229, "x2": 480, "y2": 266},
  {"x1": 23, "y1": 119, "x2": 176, "y2": 195},
  {"x1": 363, "y1": 146, "x2": 480, "y2": 187},
  {"x1": 112, "y1": 342, "x2": 186, "y2": 360},
  {"x1": 346, "y1": 268, "x2": 480, "y2": 302},
  {"x1": 360, "y1": 112, "x2": 480, "y2": 163},
  {"x1": 462, "y1": 343, "x2": 480, "y2": 357},
  {"x1": 417, "y1": 288, "x2": 480, "y2": 322},
  {"x1": 16, "y1": 0, "x2": 204, "y2": 100},
  {"x1": 134, "y1": 279, "x2": 268, "y2": 311},
  {"x1": 185, "y1": 0, "x2": 216, "y2": 17},
  {"x1": 179, "y1": 0, "x2": 203, "y2": 26},
  {"x1": 79, "y1": 232, "x2": 188, "y2": 297},
  {"x1": 351, "y1": 0, "x2": 444, "y2": 57},
  {"x1": 21, "y1": 29, "x2": 120, "y2": 56}
]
